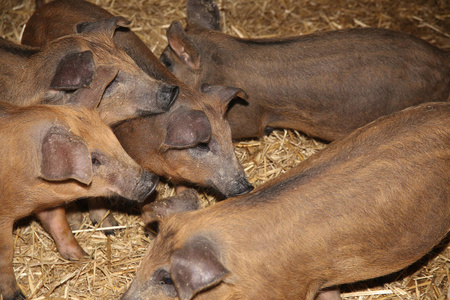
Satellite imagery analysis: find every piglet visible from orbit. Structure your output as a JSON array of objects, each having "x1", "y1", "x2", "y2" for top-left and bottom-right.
[
  {"x1": 122, "y1": 102, "x2": 450, "y2": 300},
  {"x1": 160, "y1": 0, "x2": 450, "y2": 141},
  {"x1": 2, "y1": 16, "x2": 178, "y2": 127},
  {"x1": 0, "y1": 102, "x2": 158, "y2": 300}
]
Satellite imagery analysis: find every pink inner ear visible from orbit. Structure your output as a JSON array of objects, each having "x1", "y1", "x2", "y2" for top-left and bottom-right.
[
  {"x1": 167, "y1": 21, "x2": 200, "y2": 70},
  {"x1": 40, "y1": 126, "x2": 93, "y2": 185}
]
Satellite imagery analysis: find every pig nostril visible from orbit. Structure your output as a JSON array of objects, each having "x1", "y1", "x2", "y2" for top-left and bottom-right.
[
  {"x1": 234, "y1": 178, "x2": 254, "y2": 196},
  {"x1": 136, "y1": 172, "x2": 159, "y2": 202}
]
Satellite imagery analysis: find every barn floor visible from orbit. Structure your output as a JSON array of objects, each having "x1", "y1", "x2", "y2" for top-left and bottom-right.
[{"x1": 1, "y1": 0, "x2": 449, "y2": 299}]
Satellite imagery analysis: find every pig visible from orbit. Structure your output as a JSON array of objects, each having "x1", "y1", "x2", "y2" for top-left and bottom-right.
[
  {"x1": 121, "y1": 102, "x2": 450, "y2": 300},
  {"x1": 0, "y1": 102, "x2": 159, "y2": 300},
  {"x1": 0, "y1": 23, "x2": 176, "y2": 260},
  {"x1": 159, "y1": 0, "x2": 450, "y2": 141},
  {"x1": 21, "y1": 0, "x2": 253, "y2": 259},
  {"x1": 2, "y1": 18, "x2": 178, "y2": 127}
]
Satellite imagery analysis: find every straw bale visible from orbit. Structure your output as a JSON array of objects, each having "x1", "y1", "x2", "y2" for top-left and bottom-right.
[{"x1": 1, "y1": 0, "x2": 449, "y2": 299}]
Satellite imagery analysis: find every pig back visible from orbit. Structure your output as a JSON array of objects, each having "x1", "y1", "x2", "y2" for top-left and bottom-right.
[
  {"x1": 196, "y1": 27, "x2": 450, "y2": 140},
  {"x1": 182, "y1": 102, "x2": 450, "y2": 295}
]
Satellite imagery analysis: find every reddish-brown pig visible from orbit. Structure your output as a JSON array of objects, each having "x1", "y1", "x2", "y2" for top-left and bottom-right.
[
  {"x1": 122, "y1": 102, "x2": 450, "y2": 300},
  {"x1": 0, "y1": 102, "x2": 158, "y2": 300},
  {"x1": 22, "y1": 0, "x2": 253, "y2": 259},
  {"x1": 1, "y1": 19, "x2": 178, "y2": 126},
  {"x1": 0, "y1": 26, "x2": 175, "y2": 260},
  {"x1": 159, "y1": 0, "x2": 450, "y2": 141}
]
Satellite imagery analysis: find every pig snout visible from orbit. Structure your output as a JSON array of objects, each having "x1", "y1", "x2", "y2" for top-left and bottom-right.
[
  {"x1": 132, "y1": 171, "x2": 159, "y2": 202},
  {"x1": 156, "y1": 84, "x2": 179, "y2": 112},
  {"x1": 225, "y1": 176, "x2": 254, "y2": 197}
]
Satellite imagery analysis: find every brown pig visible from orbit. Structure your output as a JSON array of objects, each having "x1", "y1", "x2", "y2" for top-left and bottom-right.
[
  {"x1": 22, "y1": 0, "x2": 253, "y2": 259},
  {"x1": 159, "y1": 0, "x2": 450, "y2": 141},
  {"x1": 0, "y1": 102, "x2": 158, "y2": 300},
  {"x1": 121, "y1": 102, "x2": 450, "y2": 300},
  {"x1": 2, "y1": 17, "x2": 178, "y2": 127}
]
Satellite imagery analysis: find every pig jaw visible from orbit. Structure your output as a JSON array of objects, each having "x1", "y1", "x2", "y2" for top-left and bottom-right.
[{"x1": 102, "y1": 169, "x2": 159, "y2": 202}]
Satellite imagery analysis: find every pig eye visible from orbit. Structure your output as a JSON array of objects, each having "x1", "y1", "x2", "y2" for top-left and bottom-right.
[
  {"x1": 160, "y1": 54, "x2": 173, "y2": 70},
  {"x1": 91, "y1": 153, "x2": 102, "y2": 172},
  {"x1": 92, "y1": 157, "x2": 101, "y2": 167},
  {"x1": 195, "y1": 143, "x2": 210, "y2": 151},
  {"x1": 153, "y1": 269, "x2": 177, "y2": 297},
  {"x1": 159, "y1": 276, "x2": 173, "y2": 285},
  {"x1": 154, "y1": 269, "x2": 174, "y2": 285}
]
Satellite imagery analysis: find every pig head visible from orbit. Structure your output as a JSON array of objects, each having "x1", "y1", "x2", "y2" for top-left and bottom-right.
[
  {"x1": 159, "y1": 0, "x2": 450, "y2": 141},
  {"x1": 114, "y1": 84, "x2": 253, "y2": 198},
  {"x1": 0, "y1": 103, "x2": 158, "y2": 300},
  {"x1": 2, "y1": 17, "x2": 178, "y2": 126},
  {"x1": 122, "y1": 102, "x2": 450, "y2": 300}
]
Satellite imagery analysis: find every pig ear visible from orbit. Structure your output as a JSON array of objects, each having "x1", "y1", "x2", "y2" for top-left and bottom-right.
[
  {"x1": 40, "y1": 125, "x2": 93, "y2": 185},
  {"x1": 68, "y1": 64, "x2": 119, "y2": 109},
  {"x1": 50, "y1": 51, "x2": 95, "y2": 91},
  {"x1": 187, "y1": 0, "x2": 221, "y2": 31},
  {"x1": 167, "y1": 21, "x2": 200, "y2": 70},
  {"x1": 171, "y1": 236, "x2": 228, "y2": 300},
  {"x1": 201, "y1": 84, "x2": 248, "y2": 110},
  {"x1": 142, "y1": 189, "x2": 201, "y2": 225},
  {"x1": 163, "y1": 107, "x2": 211, "y2": 149},
  {"x1": 75, "y1": 16, "x2": 131, "y2": 38}
]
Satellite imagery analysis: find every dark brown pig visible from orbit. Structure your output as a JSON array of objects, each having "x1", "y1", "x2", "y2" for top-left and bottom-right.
[
  {"x1": 0, "y1": 102, "x2": 158, "y2": 300},
  {"x1": 1, "y1": 18, "x2": 178, "y2": 126},
  {"x1": 122, "y1": 102, "x2": 450, "y2": 300},
  {"x1": 159, "y1": 0, "x2": 450, "y2": 141},
  {"x1": 22, "y1": 0, "x2": 253, "y2": 259}
]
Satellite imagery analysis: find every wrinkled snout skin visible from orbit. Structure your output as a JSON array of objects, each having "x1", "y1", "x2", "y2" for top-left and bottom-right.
[
  {"x1": 0, "y1": 103, "x2": 157, "y2": 300},
  {"x1": 123, "y1": 102, "x2": 450, "y2": 300},
  {"x1": 160, "y1": 0, "x2": 450, "y2": 141}
]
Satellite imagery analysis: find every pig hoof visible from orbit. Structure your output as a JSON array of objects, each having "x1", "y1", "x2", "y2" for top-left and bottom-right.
[
  {"x1": 90, "y1": 212, "x2": 119, "y2": 236},
  {"x1": 13, "y1": 290, "x2": 26, "y2": 300},
  {"x1": 60, "y1": 247, "x2": 89, "y2": 261},
  {"x1": 104, "y1": 229, "x2": 116, "y2": 236}
]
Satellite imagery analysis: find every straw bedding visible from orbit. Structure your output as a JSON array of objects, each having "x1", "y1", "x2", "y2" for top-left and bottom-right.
[{"x1": 1, "y1": 0, "x2": 449, "y2": 299}]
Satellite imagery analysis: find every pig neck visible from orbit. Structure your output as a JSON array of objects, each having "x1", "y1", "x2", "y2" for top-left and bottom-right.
[
  {"x1": 0, "y1": 48, "x2": 54, "y2": 105},
  {"x1": 194, "y1": 30, "x2": 316, "y2": 107}
]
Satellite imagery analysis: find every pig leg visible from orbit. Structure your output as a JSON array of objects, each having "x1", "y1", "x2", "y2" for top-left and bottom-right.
[
  {"x1": 36, "y1": 207, "x2": 88, "y2": 260},
  {"x1": 88, "y1": 197, "x2": 119, "y2": 236},
  {"x1": 0, "y1": 220, "x2": 25, "y2": 300},
  {"x1": 315, "y1": 288, "x2": 341, "y2": 300}
]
